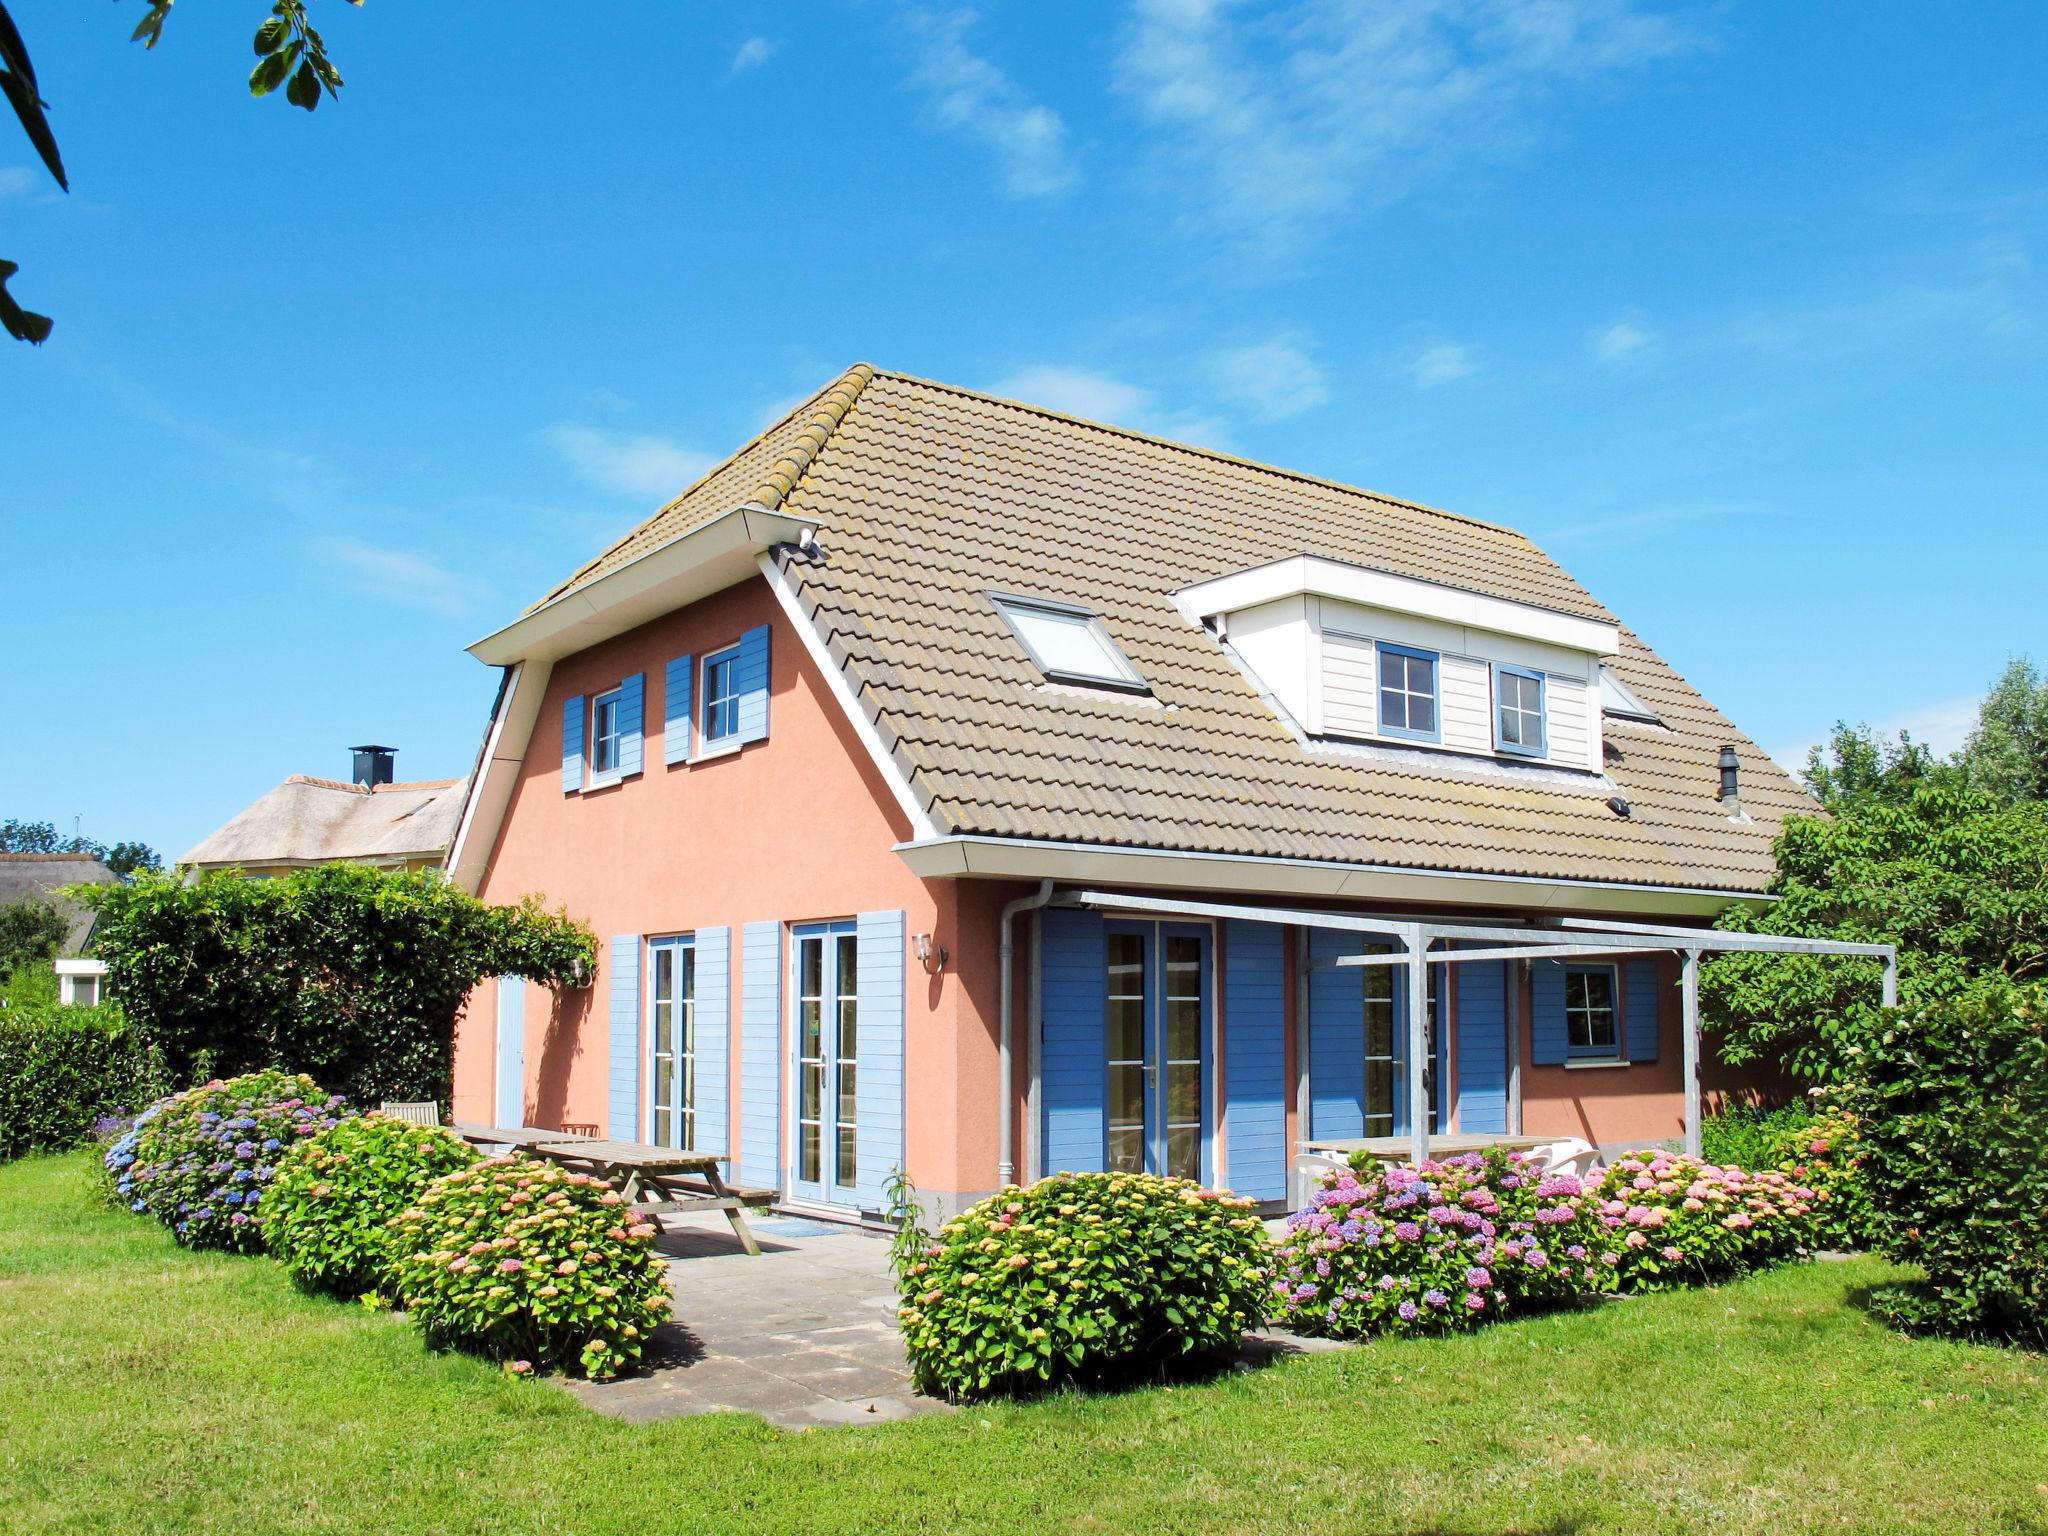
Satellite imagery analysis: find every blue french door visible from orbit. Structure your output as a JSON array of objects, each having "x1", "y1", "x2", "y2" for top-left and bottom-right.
[
  {"x1": 1104, "y1": 921, "x2": 1211, "y2": 1182},
  {"x1": 790, "y1": 921, "x2": 859, "y2": 1206}
]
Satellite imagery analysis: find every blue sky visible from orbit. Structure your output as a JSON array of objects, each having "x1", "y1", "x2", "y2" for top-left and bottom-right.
[{"x1": 6, "y1": 1, "x2": 2044, "y2": 860}]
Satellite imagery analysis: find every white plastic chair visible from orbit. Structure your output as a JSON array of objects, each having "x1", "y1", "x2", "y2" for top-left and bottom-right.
[
  {"x1": 1292, "y1": 1152, "x2": 1351, "y2": 1206},
  {"x1": 1532, "y1": 1137, "x2": 1601, "y2": 1181}
]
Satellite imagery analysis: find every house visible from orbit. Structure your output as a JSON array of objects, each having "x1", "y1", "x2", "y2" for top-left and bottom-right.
[
  {"x1": 0, "y1": 852, "x2": 119, "y2": 1004},
  {"x1": 181, "y1": 747, "x2": 467, "y2": 877},
  {"x1": 445, "y1": 364, "x2": 1883, "y2": 1224}
]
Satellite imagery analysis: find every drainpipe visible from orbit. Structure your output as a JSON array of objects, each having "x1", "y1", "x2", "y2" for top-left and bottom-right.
[{"x1": 997, "y1": 879, "x2": 1055, "y2": 1189}]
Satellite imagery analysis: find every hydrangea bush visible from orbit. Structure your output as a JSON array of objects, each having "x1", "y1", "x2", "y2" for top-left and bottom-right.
[
  {"x1": 386, "y1": 1156, "x2": 671, "y2": 1379},
  {"x1": 1768, "y1": 1104, "x2": 1876, "y2": 1250},
  {"x1": 1589, "y1": 1151, "x2": 1816, "y2": 1292},
  {"x1": 266, "y1": 1113, "x2": 482, "y2": 1298},
  {"x1": 897, "y1": 1171, "x2": 1270, "y2": 1400},
  {"x1": 1271, "y1": 1150, "x2": 1611, "y2": 1339},
  {"x1": 106, "y1": 1070, "x2": 353, "y2": 1251}
]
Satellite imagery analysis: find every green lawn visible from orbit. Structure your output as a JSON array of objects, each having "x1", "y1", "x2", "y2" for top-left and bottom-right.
[{"x1": 4, "y1": 1154, "x2": 2045, "y2": 1536}]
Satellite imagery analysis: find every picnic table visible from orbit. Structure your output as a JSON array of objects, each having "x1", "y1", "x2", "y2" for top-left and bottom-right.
[{"x1": 452, "y1": 1123, "x2": 771, "y2": 1256}]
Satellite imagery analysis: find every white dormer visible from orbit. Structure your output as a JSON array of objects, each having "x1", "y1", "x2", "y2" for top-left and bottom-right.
[{"x1": 1176, "y1": 556, "x2": 1623, "y2": 773}]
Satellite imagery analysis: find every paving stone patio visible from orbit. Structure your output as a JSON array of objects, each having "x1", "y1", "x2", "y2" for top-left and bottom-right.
[{"x1": 565, "y1": 1213, "x2": 1347, "y2": 1431}]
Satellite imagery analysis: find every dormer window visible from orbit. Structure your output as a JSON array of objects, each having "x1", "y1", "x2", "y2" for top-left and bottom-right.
[
  {"x1": 992, "y1": 593, "x2": 1148, "y2": 693},
  {"x1": 1376, "y1": 643, "x2": 1439, "y2": 740},
  {"x1": 1494, "y1": 664, "x2": 1547, "y2": 757}
]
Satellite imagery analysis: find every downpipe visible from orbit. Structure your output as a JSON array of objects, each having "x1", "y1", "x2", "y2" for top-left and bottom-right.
[{"x1": 997, "y1": 879, "x2": 1055, "y2": 1188}]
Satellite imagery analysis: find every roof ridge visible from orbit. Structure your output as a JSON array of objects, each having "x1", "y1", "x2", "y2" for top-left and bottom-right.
[
  {"x1": 0, "y1": 851, "x2": 106, "y2": 862},
  {"x1": 749, "y1": 363, "x2": 875, "y2": 512},
  {"x1": 864, "y1": 365, "x2": 1532, "y2": 543}
]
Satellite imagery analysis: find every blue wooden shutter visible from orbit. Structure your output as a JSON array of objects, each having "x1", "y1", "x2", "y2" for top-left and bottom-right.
[
  {"x1": 1456, "y1": 961, "x2": 1509, "y2": 1133},
  {"x1": 1625, "y1": 958, "x2": 1661, "y2": 1062},
  {"x1": 561, "y1": 695, "x2": 585, "y2": 794},
  {"x1": 1221, "y1": 920, "x2": 1286, "y2": 1203},
  {"x1": 663, "y1": 654, "x2": 694, "y2": 765},
  {"x1": 1306, "y1": 926, "x2": 1365, "y2": 1140},
  {"x1": 735, "y1": 623, "x2": 771, "y2": 744},
  {"x1": 1040, "y1": 907, "x2": 1106, "y2": 1174},
  {"x1": 739, "y1": 920, "x2": 782, "y2": 1189},
  {"x1": 1531, "y1": 960, "x2": 1568, "y2": 1065},
  {"x1": 617, "y1": 672, "x2": 645, "y2": 777},
  {"x1": 607, "y1": 935, "x2": 642, "y2": 1138},
  {"x1": 854, "y1": 909, "x2": 906, "y2": 1211},
  {"x1": 695, "y1": 926, "x2": 730, "y2": 1156}
]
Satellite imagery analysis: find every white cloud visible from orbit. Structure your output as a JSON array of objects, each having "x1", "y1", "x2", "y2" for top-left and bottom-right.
[
  {"x1": 1768, "y1": 693, "x2": 1983, "y2": 776},
  {"x1": 730, "y1": 36, "x2": 777, "y2": 73},
  {"x1": 1592, "y1": 318, "x2": 1656, "y2": 362},
  {"x1": 989, "y1": 365, "x2": 1236, "y2": 452},
  {"x1": 1210, "y1": 339, "x2": 1328, "y2": 420},
  {"x1": 0, "y1": 166, "x2": 38, "y2": 201},
  {"x1": 906, "y1": 9, "x2": 1076, "y2": 198},
  {"x1": 544, "y1": 425, "x2": 716, "y2": 500},
  {"x1": 1115, "y1": 0, "x2": 1693, "y2": 250},
  {"x1": 1407, "y1": 342, "x2": 1476, "y2": 389},
  {"x1": 314, "y1": 538, "x2": 476, "y2": 618}
]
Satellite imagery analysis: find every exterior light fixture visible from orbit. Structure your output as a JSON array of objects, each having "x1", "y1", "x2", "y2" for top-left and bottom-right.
[{"x1": 914, "y1": 932, "x2": 949, "y2": 973}]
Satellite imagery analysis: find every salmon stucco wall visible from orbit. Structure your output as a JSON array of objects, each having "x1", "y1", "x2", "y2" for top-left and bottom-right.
[
  {"x1": 1518, "y1": 952, "x2": 1685, "y2": 1149},
  {"x1": 455, "y1": 574, "x2": 1028, "y2": 1212}
]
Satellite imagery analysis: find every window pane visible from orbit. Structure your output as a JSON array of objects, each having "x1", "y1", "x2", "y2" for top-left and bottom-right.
[
  {"x1": 1108, "y1": 997, "x2": 1145, "y2": 1064},
  {"x1": 1107, "y1": 1124, "x2": 1144, "y2": 1173},
  {"x1": 1380, "y1": 686, "x2": 1408, "y2": 731},
  {"x1": 1365, "y1": 1059, "x2": 1395, "y2": 1126},
  {"x1": 1005, "y1": 603, "x2": 1132, "y2": 682},
  {"x1": 1164, "y1": 1124, "x2": 1200, "y2": 1182},
  {"x1": 1409, "y1": 695, "x2": 1435, "y2": 734},
  {"x1": 801, "y1": 936, "x2": 823, "y2": 999}
]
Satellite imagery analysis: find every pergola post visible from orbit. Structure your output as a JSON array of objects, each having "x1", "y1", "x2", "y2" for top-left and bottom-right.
[
  {"x1": 1681, "y1": 949, "x2": 1702, "y2": 1158},
  {"x1": 1881, "y1": 953, "x2": 1899, "y2": 1009},
  {"x1": 1406, "y1": 925, "x2": 1430, "y2": 1166}
]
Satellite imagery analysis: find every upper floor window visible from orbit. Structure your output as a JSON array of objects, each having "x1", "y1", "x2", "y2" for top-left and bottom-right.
[
  {"x1": 702, "y1": 645, "x2": 742, "y2": 745},
  {"x1": 1376, "y1": 643, "x2": 1439, "y2": 740},
  {"x1": 992, "y1": 592, "x2": 1148, "y2": 693},
  {"x1": 591, "y1": 686, "x2": 624, "y2": 775},
  {"x1": 1495, "y1": 664, "x2": 1546, "y2": 757},
  {"x1": 1565, "y1": 965, "x2": 1619, "y2": 1061}
]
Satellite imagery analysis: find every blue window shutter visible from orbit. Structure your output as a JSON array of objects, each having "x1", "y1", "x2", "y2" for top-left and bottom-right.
[
  {"x1": 1221, "y1": 920, "x2": 1287, "y2": 1203},
  {"x1": 739, "y1": 920, "x2": 782, "y2": 1189},
  {"x1": 664, "y1": 654, "x2": 694, "y2": 765},
  {"x1": 607, "y1": 935, "x2": 642, "y2": 1139},
  {"x1": 1040, "y1": 907, "x2": 1107, "y2": 1174},
  {"x1": 1625, "y1": 958, "x2": 1661, "y2": 1062},
  {"x1": 1531, "y1": 960, "x2": 1568, "y2": 1066},
  {"x1": 617, "y1": 672, "x2": 645, "y2": 777},
  {"x1": 1456, "y1": 961, "x2": 1509, "y2": 1134},
  {"x1": 695, "y1": 926, "x2": 730, "y2": 1157},
  {"x1": 854, "y1": 909, "x2": 906, "y2": 1211},
  {"x1": 735, "y1": 623, "x2": 771, "y2": 744},
  {"x1": 1306, "y1": 926, "x2": 1365, "y2": 1140},
  {"x1": 561, "y1": 695, "x2": 585, "y2": 794}
]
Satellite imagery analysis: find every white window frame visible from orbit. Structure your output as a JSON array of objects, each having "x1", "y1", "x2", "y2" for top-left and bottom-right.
[
  {"x1": 990, "y1": 591, "x2": 1149, "y2": 694},
  {"x1": 1563, "y1": 963, "x2": 1623, "y2": 1064},
  {"x1": 588, "y1": 685, "x2": 625, "y2": 785},
  {"x1": 1493, "y1": 662, "x2": 1547, "y2": 759},
  {"x1": 696, "y1": 643, "x2": 744, "y2": 758}
]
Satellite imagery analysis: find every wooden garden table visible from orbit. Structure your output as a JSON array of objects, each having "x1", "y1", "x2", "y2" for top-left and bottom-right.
[{"x1": 1301, "y1": 1133, "x2": 1552, "y2": 1165}]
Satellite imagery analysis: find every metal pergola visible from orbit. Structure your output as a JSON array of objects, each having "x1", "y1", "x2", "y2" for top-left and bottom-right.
[{"x1": 1059, "y1": 890, "x2": 1897, "y2": 1166}]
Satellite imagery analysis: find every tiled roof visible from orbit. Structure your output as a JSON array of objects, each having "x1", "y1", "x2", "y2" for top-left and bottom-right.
[
  {"x1": 181, "y1": 776, "x2": 468, "y2": 869},
  {"x1": 0, "y1": 853, "x2": 120, "y2": 954},
  {"x1": 544, "y1": 365, "x2": 1814, "y2": 895}
]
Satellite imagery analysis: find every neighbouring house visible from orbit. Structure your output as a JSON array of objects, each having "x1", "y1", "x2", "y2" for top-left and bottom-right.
[
  {"x1": 0, "y1": 852, "x2": 120, "y2": 1004},
  {"x1": 445, "y1": 364, "x2": 1874, "y2": 1225},
  {"x1": 181, "y1": 747, "x2": 468, "y2": 877}
]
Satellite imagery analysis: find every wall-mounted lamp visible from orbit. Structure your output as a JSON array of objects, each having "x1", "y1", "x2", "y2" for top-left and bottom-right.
[{"x1": 914, "y1": 932, "x2": 949, "y2": 974}]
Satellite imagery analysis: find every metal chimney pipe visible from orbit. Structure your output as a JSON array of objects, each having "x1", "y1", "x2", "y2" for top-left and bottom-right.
[
  {"x1": 1717, "y1": 745, "x2": 1740, "y2": 807},
  {"x1": 350, "y1": 745, "x2": 397, "y2": 789}
]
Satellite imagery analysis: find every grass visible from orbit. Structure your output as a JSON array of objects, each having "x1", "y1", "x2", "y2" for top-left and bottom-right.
[{"x1": 4, "y1": 1154, "x2": 2046, "y2": 1536}]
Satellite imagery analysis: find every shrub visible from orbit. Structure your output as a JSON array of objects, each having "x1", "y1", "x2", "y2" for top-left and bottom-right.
[
  {"x1": 1588, "y1": 1150, "x2": 1815, "y2": 1292},
  {"x1": 77, "y1": 865, "x2": 595, "y2": 1105},
  {"x1": 266, "y1": 1113, "x2": 481, "y2": 1298},
  {"x1": 1271, "y1": 1151, "x2": 1611, "y2": 1339},
  {"x1": 896, "y1": 1171, "x2": 1270, "y2": 1400},
  {"x1": 1700, "y1": 1102, "x2": 1816, "y2": 1172},
  {"x1": 109, "y1": 1070, "x2": 353, "y2": 1250},
  {"x1": 1767, "y1": 1103, "x2": 1877, "y2": 1250},
  {"x1": 0, "y1": 1003, "x2": 166, "y2": 1159},
  {"x1": 386, "y1": 1156, "x2": 671, "y2": 1379},
  {"x1": 1843, "y1": 982, "x2": 2048, "y2": 1344}
]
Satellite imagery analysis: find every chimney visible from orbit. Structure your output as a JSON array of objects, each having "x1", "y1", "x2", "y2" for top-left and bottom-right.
[
  {"x1": 1717, "y1": 745, "x2": 1740, "y2": 810},
  {"x1": 351, "y1": 745, "x2": 397, "y2": 789}
]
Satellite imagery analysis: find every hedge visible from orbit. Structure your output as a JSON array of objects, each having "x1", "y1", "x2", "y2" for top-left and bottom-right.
[{"x1": 0, "y1": 1004, "x2": 166, "y2": 1159}]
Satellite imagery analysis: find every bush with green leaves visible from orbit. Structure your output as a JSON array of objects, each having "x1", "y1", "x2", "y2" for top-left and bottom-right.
[
  {"x1": 386, "y1": 1156, "x2": 671, "y2": 1379},
  {"x1": 77, "y1": 864, "x2": 594, "y2": 1105},
  {"x1": 0, "y1": 1002, "x2": 165, "y2": 1159},
  {"x1": 1589, "y1": 1150, "x2": 1816, "y2": 1292},
  {"x1": 266, "y1": 1113, "x2": 481, "y2": 1298},
  {"x1": 1842, "y1": 982, "x2": 2048, "y2": 1344},
  {"x1": 109, "y1": 1069, "x2": 353, "y2": 1251},
  {"x1": 1768, "y1": 1102, "x2": 1877, "y2": 1250},
  {"x1": 1700, "y1": 1101, "x2": 1816, "y2": 1172},
  {"x1": 896, "y1": 1171, "x2": 1270, "y2": 1400}
]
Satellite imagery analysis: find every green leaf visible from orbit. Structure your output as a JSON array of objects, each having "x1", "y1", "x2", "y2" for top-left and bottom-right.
[
  {"x1": 250, "y1": 52, "x2": 291, "y2": 97},
  {"x1": 254, "y1": 17, "x2": 291, "y2": 55},
  {"x1": 286, "y1": 59, "x2": 320, "y2": 111}
]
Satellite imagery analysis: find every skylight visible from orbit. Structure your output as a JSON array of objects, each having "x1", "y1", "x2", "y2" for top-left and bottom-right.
[
  {"x1": 991, "y1": 593, "x2": 1147, "y2": 693},
  {"x1": 1599, "y1": 668, "x2": 1661, "y2": 724}
]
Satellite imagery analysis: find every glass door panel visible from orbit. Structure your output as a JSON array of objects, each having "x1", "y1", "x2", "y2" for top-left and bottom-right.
[
  {"x1": 1101, "y1": 923, "x2": 1208, "y2": 1182},
  {"x1": 650, "y1": 944, "x2": 676, "y2": 1147},
  {"x1": 1105, "y1": 932, "x2": 1147, "y2": 1173},
  {"x1": 646, "y1": 937, "x2": 696, "y2": 1150},
  {"x1": 792, "y1": 923, "x2": 860, "y2": 1204},
  {"x1": 1161, "y1": 934, "x2": 1203, "y2": 1181}
]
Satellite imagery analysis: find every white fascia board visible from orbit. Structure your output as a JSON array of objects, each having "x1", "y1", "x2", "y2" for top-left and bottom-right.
[
  {"x1": 892, "y1": 833, "x2": 1759, "y2": 918},
  {"x1": 756, "y1": 553, "x2": 941, "y2": 843},
  {"x1": 1175, "y1": 554, "x2": 1620, "y2": 658},
  {"x1": 53, "y1": 957, "x2": 108, "y2": 976},
  {"x1": 469, "y1": 505, "x2": 811, "y2": 667},
  {"x1": 445, "y1": 659, "x2": 550, "y2": 894}
]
